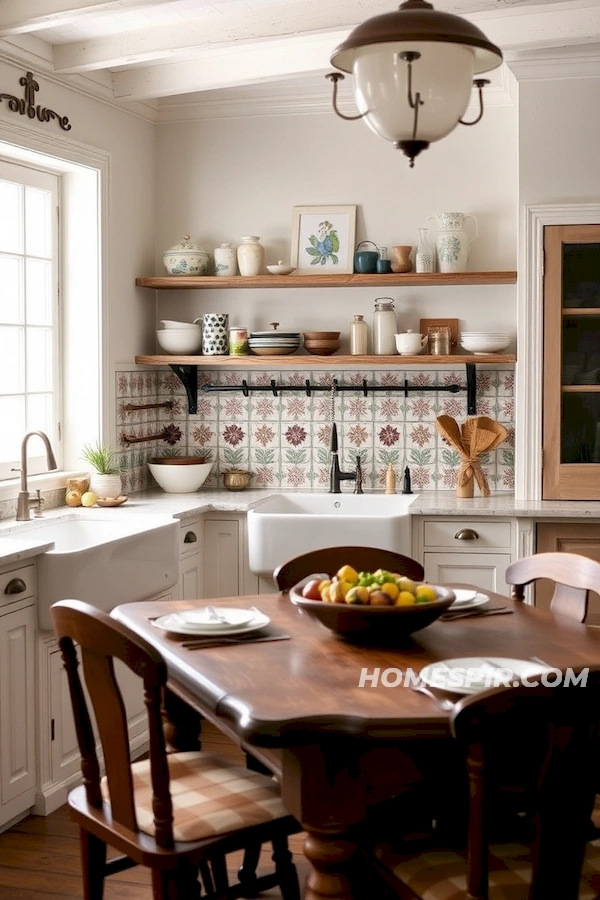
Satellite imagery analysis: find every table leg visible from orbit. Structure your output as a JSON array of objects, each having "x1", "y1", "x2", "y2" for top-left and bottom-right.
[
  {"x1": 161, "y1": 687, "x2": 203, "y2": 751},
  {"x1": 302, "y1": 831, "x2": 362, "y2": 900}
]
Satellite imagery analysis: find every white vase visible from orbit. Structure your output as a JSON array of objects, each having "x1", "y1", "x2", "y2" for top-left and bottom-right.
[
  {"x1": 89, "y1": 472, "x2": 122, "y2": 498},
  {"x1": 427, "y1": 213, "x2": 478, "y2": 274},
  {"x1": 214, "y1": 243, "x2": 238, "y2": 276},
  {"x1": 237, "y1": 236, "x2": 265, "y2": 276}
]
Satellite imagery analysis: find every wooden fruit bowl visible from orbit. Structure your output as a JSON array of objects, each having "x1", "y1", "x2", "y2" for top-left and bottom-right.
[{"x1": 289, "y1": 576, "x2": 455, "y2": 643}]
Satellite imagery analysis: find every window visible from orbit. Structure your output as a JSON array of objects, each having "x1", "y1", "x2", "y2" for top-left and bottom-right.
[{"x1": 0, "y1": 160, "x2": 60, "y2": 480}]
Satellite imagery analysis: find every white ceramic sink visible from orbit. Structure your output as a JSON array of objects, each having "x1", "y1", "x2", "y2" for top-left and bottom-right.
[
  {"x1": 9, "y1": 513, "x2": 179, "y2": 631},
  {"x1": 247, "y1": 492, "x2": 418, "y2": 577}
]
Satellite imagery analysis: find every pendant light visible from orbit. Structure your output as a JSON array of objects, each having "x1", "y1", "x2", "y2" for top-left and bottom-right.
[{"x1": 327, "y1": 0, "x2": 503, "y2": 167}]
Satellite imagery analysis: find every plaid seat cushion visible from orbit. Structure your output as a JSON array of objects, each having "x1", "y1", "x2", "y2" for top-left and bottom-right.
[
  {"x1": 375, "y1": 839, "x2": 600, "y2": 900},
  {"x1": 100, "y1": 751, "x2": 288, "y2": 842}
]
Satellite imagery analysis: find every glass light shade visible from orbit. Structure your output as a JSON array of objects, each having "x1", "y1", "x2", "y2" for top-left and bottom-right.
[{"x1": 352, "y1": 42, "x2": 475, "y2": 144}]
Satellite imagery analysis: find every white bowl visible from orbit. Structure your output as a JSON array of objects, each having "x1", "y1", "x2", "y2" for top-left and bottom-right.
[
  {"x1": 148, "y1": 459, "x2": 213, "y2": 492},
  {"x1": 156, "y1": 328, "x2": 202, "y2": 354},
  {"x1": 266, "y1": 263, "x2": 296, "y2": 275},
  {"x1": 460, "y1": 336, "x2": 511, "y2": 354}
]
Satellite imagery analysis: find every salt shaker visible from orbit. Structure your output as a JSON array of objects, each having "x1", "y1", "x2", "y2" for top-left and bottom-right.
[
  {"x1": 350, "y1": 314, "x2": 368, "y2": 355},
  {"x1": 372, "y1": 298, "x2": 397, "y2": 355}
]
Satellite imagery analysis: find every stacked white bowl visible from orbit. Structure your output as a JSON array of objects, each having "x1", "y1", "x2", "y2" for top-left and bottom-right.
[
  {"x1": 460, "y1": 332, "x2": 511, "y2": 354},
  {"x1": 156, "y1": 319, "x2": 202, "y2": 354}
]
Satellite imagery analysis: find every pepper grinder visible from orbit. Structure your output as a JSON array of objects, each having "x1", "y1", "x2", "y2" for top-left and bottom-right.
[
  {"x1": 402, "y1": 466, "x2": 413, "y2": 494},
  {"x1": 385, "y1": 463, "x2": 396, "y2": 494}
]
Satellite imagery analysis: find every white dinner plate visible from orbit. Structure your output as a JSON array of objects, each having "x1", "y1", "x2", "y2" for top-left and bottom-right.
[
  {"x1": 174, "y1": 607, "x2": 258, "y2": 630},
  {"x1": 419, "y1": 657, "x2": 549, "y2": 695},
  {"x1": 153, "y1": 609, "x2": 270, "y2": 636},
  {"x1": 449, "y1": 591, "x2": 489, "y2": 611}
]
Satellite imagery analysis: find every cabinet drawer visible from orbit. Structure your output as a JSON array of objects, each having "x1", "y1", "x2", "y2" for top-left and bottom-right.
[
  {"x1": 422, "y1": 519, "x2": 512, "y2": 551},
  {"x1": 179, "y1": 522, "x2": 201, "y2": 556},
  {"x1": 0, "y1": 565, "x2": 36, "y2": 607}
]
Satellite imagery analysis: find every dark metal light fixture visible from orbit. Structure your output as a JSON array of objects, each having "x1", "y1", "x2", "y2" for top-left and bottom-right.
[{"x1": 327, "y1": 0, "x2": 503, "y2": 167}]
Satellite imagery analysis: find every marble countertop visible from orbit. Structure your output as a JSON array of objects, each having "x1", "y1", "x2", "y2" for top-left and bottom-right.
[{"x1": 1, "y1": 488, "x2": 599, "y2": 568}]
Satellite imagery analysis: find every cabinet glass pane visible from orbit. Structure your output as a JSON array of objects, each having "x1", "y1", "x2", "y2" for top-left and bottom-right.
[
  {"x1": 562, "y1": 315, "x2": 600, "y2": 384},
  {"x1": 561, "y1": 393, "x2": 600, "y2": 463},
  {"x1": 563, "y1": 242, "x2": 600, "y2": 308}
]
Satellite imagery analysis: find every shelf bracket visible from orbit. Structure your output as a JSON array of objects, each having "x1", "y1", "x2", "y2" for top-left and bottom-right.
[
  {"x1": 466, "y1": 363, "x2": 477, "y2": 415},
  {"x1": 169, "y1": 364, "x2": 198, "y2": 414}
]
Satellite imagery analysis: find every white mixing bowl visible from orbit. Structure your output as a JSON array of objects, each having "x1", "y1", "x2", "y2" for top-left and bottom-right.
[
  {"x1": 156, "y1": 327, "x2": 202, "y2": 354},
  {"x1": 148, "y1": 458, "x2": 213, "y2": 492}
]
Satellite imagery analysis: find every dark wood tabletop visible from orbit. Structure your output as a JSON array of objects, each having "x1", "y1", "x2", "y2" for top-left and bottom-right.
[{"x1": 111, "y1": 586, "x2": 600, "y2": 748}]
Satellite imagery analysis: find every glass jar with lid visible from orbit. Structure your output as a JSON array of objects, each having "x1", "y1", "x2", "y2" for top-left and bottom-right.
[{"x1": 372, "y1": 298, "x2": 397, "y2": 355}]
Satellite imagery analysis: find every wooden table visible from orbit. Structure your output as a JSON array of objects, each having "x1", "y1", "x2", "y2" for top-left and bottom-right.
[{"x1": 112, "y1": 589, "x2": 600, "y2": 899}]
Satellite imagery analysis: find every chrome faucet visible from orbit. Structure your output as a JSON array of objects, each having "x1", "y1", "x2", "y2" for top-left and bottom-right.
[
  {"x1": 13, "y1": 431, "x2": 58, "y2": 521},
  {"x1": 328, "y1": 423, "x2": 363, "y2": 494}
]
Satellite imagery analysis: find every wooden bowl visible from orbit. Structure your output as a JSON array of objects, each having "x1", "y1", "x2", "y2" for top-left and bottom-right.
[
  {"x1": 303, "y1": 339, "x2": 341, "y2": 356},
  {"x1": 302, "y1": 332, "x2": 341, "y2": 340},
  {"x1": 289, "y1": 576, "x2": 455, "y2": 643}
]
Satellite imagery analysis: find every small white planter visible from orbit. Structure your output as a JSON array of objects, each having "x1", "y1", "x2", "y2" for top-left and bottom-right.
[{"x1": 89, "y1": 473, "x2": 122, "y2": 499}]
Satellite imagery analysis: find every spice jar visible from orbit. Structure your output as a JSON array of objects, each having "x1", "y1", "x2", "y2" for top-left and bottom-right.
[
  {"x1": 372, "y1": 298, "x2": 397, "y2": 355},
  {"x1": 350, "y1": 315, "x2": 368, "y2": 355}
]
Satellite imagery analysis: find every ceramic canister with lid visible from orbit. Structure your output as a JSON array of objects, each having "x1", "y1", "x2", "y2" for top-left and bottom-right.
[
  {"x1": 372, "y1": 298, "x2": 397, "y2": 355},
  {"x1": 201, "y1": 313, "x2": 229, "y2": 355},
  {"x1": 214, "y1": 243, "x2": 238, "y2": 276},
  {"x1": 237, "y1": 236, "x2": 265, "y2": 276}
]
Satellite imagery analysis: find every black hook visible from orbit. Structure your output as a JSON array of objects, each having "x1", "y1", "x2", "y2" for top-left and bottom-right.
[
  {"x1": 305, "y1": 379, "x2": 311, "y2": 397},
  {"x1": 270, "y1": 379, "x2": 278, "y2": 397},
  {"x1": 362, "y1": 378, "x2": 368, "y2": 398},
  {"x1": 241, "y1": 379, "x2": 249, "y2": 397},
  {"x1": 404, "y1": 378, "x2": 409, "y2": 399}
]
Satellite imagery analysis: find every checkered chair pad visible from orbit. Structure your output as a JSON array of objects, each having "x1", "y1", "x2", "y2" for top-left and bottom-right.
[
  {"x1": 375, "y1": 839, "x2": 600, "y2": 900},
  {"x1": 100, "y1": 751, "x2": 288, "y2": 842}
]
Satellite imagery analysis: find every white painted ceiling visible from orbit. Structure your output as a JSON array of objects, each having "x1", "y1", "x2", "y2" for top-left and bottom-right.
[{"x1": 1, "y1": 0, "x2": 599, "y2": 111}]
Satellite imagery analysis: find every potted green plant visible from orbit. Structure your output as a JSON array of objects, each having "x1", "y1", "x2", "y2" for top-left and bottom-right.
[{"x1": 81, "y1": 441, "x2": 123, "y2": 499}]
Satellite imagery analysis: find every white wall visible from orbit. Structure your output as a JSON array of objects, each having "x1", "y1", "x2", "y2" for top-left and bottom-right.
[{"x1": 153, "y1": 102, "x2": 518, "y2": 348}]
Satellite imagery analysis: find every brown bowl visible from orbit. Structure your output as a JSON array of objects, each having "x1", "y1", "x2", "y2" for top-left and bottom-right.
[
  {"x1": 150, "y1": 456, "x2": 207, "y2": 465},
  {"x1": 223, "y1": 469, "x2": 251, "y2": 491},
  {"x1": 289, "y1": 576, "x2": 455, "y2": 643},
  {"x1": 304, "y1": 345, "x2": 340, "y2": 356},
  {"x1": 302, "y1": 331, "x2": 341, "y2": 340}
]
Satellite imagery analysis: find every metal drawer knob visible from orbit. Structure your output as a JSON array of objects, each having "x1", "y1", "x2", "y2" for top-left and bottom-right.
[
  {"x1": 184, "y1": 531, "x2": 198, "y2": 544},
  {"x1": 5, "y1": 577, "x2": 27, "y2": 594},
  {"x1": 454, "y1": 528, "x2": 479, "y2": 541}
]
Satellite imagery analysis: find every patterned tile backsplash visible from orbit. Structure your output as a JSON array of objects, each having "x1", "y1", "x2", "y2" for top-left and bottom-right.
[{"x1": 117, "y1": 366, "x2": 515, "y2": 495}]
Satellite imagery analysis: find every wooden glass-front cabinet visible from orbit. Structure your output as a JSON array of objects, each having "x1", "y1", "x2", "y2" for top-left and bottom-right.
[{"x1": 543, "y1": 224, "x2": 600, "y2": 499}]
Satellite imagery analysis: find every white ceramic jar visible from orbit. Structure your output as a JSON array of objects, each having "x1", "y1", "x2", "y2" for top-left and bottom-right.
[
  {"x1": 162, "y1": 235, "x2": 211, "y2": 276},
  {"x1": 237, "y1": 236, "x2": 265, "y2": 276},
  {"x1": 372, "y1": 299, "x2": 397, "y2": 355},
  {"x1": 214, "y1": 243, "x2": 238, "y2": 276}
]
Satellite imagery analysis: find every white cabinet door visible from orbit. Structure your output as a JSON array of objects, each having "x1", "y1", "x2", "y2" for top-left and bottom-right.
[
  {"x1": 203, "y1": 517, "x2": 240, "y2": 597},
  {"x1": 423, "y1": 552, "x2": 512, "y2": 595},
  {"x1": 179, "y1": 520, "x2": 203, "y2": 600},
  {"x1": 0, "y1": 605, "x2": 36, "y2": 808},
  {"x1": 49, "y1": 648, "x2": 81, "y2": 785}
]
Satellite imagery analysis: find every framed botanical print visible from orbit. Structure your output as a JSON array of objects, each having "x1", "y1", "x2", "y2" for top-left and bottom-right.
[{"x1": 290, "y1": 205, "x2": 357, "y2": 274}]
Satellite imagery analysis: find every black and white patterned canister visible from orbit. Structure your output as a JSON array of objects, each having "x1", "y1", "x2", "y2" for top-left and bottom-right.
[{"x1": 201, "y1": 313, "x2": 229, "y2": 355}]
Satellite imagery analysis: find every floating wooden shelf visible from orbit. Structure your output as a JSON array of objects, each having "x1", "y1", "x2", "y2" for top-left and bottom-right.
[
  {"x1": 135, "y1": 271, "x2": 517, "y2": 290},
  {"x1": 135, "y1": 353, "x2": 516, "y2": 367}
]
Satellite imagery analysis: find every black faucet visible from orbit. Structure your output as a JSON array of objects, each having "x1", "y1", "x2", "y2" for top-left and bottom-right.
[{"x1": 329, "y1": 423, "x2": 363, "y2": 493}]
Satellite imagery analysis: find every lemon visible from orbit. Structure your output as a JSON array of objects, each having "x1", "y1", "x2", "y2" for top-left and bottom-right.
[
  {"x1": 65, "y1": 490, "x2": 81, "y2": 507},
  {"x1": 396, "y1": 577, "x2": 417, "y2": 594},
  {"x1": 336, "y1": 564, "x2": 358, "y2": 585},
  {"x1": 395, "y1": 590, "x2": 417, "y2": 606},
  {"x1": 381, "y1": 582, "x2": 399, "y2": 601},
  {"x1": 81, "y1": 491, "x2": 98, "y2": 507},
  {"x1": 415, "y1": 585, "x2": 438, "y2": 603},
  {"x1": 345, "y1": 585, "x2": 369, "y2": 605}
]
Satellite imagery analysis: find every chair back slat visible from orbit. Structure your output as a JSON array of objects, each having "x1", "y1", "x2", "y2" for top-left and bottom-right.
[
  {"x1": 505, "y1": 551, "x2": 600, "y2": 622},
  {"x1": 52, "y1": 600, "x2": 175, "y2": 848},
  {"x1": 274, "y1": 545, "x2": 424, "y2": 591},
  {"x1": 451, "y1": 668, "x2": 600, "y2": 900}
]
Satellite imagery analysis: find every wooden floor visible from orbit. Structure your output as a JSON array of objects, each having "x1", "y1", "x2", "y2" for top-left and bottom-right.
[{"x1": 0, "y1": 723, "x2": 309, "y2": 899}]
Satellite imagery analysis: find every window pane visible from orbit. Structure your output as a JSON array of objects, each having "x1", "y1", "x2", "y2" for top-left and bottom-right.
[
  {"x1": 0, "y1": 256, "x2": 24, "y2": 324},
  {"x1": 26, "y1": 259, "x2": 52, "y2": 325},
  {"x1": 0, "y1": 180, "x2": 23, "y2": 253},
  {"x1": 0, "y1": 327, "x2": 24, "y2": 393},
  {"x1": 0, "y1": 396, "x2": 25, "y2": 463},
  {"x1": 27, "y1": 393, "x2": 53, "y2": 436},
  {"x1": 25, "y1": 186, "x2": 52, "y2": 259},
  {"x1": 26, "y1": 327, "x2": 53, "y2": 392}
]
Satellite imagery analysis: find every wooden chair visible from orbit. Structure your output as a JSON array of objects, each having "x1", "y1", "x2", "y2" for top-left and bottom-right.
[
  {"x1": 51, "y1": 599, "x2": 301, "y2": 900},
  {"x1": 273, "y1": 546, "x2": 424, "y2": 592},
  {"x1": 505, "y1": 551, "x2": 600, "y2": 623},
  {"x1": 373, "y1": 667, "x2": 600, "y2": 900}
]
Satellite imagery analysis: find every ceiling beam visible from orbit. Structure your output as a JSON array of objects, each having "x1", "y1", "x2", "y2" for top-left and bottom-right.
[{"x1": 0, "y1": 0, "x2": 183, "y2": 36}]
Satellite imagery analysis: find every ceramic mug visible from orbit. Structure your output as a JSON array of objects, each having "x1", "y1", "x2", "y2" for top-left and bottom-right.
[{"x1": 395, "y1": 331, "x2": 428, "y2": 355}]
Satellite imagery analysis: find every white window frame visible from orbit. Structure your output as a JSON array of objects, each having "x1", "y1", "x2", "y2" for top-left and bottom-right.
[
  {"x1": 0, "y1": 159, "x2": 61, "y2": 481},
  {"x1": 0, "y1": 120, "x2": 109, "y2": 502}
]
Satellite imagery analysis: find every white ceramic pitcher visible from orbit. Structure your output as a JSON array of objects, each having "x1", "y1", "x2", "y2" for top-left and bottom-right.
[{"x1": 427, "y1": 212, "x2": 478, "y2": 273}]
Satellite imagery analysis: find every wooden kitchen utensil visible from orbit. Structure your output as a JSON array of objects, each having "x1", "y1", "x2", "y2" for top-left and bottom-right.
[{"x1": 436, "y1": 415, "x2": 508, "y2": 498}]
